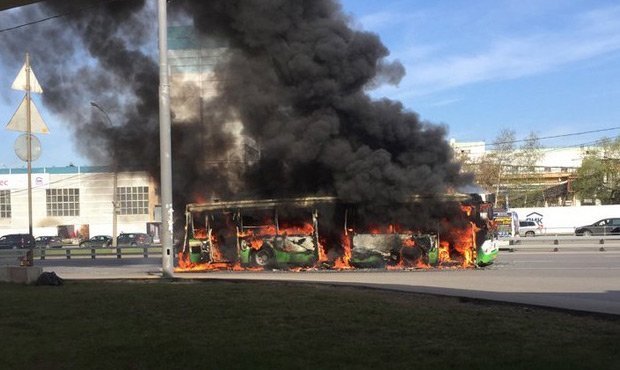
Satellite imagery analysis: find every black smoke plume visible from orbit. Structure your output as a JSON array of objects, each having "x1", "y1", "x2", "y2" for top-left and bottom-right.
[{"x1": 0, "y1": 0, "x2": 472, "y2": 232}]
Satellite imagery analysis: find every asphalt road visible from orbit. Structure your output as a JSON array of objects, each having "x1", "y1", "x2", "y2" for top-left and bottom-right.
[{"x1": 35, "y1": 249, "x2": 620, "y2": 316}]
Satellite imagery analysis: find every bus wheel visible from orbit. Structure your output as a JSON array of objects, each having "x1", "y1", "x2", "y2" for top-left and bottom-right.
[
  {"x1": 387, "y1": 251, "x2": 401, "y2": 266},
  {"x1": 252, "y1": 249, "x2": 274, "y2": 268}
]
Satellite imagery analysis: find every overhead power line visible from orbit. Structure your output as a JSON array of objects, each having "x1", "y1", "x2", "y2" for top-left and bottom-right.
[
  {"x1": 455, "y1": 126, "x2": 620, "y2": 150},
  {"x1": 0, "y1": 0, "x2": 128, "y2": 34},
  {"x1": 0, "y1": 10, "x2": 71, "y2": 33}
]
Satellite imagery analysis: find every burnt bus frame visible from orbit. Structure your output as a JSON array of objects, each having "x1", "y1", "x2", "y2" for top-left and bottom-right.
[
  {"x1": 181, "y1": 193, "x2": 495, "y2": 268},
  {"x1": 183, "y1": 197, "x2": 335, "y2": 267}
]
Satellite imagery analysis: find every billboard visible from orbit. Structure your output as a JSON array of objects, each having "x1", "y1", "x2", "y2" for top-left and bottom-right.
[{"x1": 57, "y1": 224, "x2": 90, "y2": 245}]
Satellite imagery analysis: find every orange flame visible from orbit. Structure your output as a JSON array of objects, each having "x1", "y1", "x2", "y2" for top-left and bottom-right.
[
  {"x1": 318, "y1": 240, "x2": 329, "y2": 262},
  {"x1": 177, "y1": 203, "x2": 483, "y2": 272},
  {"x1": 438, "y1": 241, "x2": 451, "y2": 262},
  {"x1": 238, "y1": 223, "x2": 314, "y2": 238},
  {"x1": 175, "y1": 252, "x2": 232, "y2": 271},
  {"x1": 451, "y1": 221, "x2": 479, "y2": 267},
  {"x1": 333, "y1": 234, "x2": 352, "y2": 269},
  {"x1": 176, "y1": 221, "x2": 316, "y2": 272},
  {"x1": 194, "y1": 228, "x2": 207, "y2": 239}
]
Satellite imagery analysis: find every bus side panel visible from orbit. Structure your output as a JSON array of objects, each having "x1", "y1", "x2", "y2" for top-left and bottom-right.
[
  {"x1": 239, "y1": 246, "x2": 251, "y2": 265},
  {"x1": 273, "y1": 249, "x2": 316, "y2": 266}
]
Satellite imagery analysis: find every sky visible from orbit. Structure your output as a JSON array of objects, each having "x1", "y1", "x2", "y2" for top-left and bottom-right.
[{"x1": 1, "y1": 0, "x2": 620, "y2": 168}]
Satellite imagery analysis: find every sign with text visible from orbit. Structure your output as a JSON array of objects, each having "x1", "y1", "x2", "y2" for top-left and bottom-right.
[
  {"x1": 525, "y1": 212, "x2": 544, "y2": 226},
  {"x1": 0, "y1": 173, "x2": 50, "y2": 190}
]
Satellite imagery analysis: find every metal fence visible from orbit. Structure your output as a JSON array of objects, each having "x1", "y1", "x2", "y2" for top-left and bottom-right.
[
  {"x1": 33, "y1": 245, "x2": 163, "y2": 260},
  {"x1": 502, "y1": 235, "x2": 620, "y2": 252},
  {"x1": 0, "y1": 248, "x2": 30, "y2": 265}
]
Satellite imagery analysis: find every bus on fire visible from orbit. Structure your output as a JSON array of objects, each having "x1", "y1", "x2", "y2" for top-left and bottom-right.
[{"x1": 177, "y1": 195, "x2": 498, "y2": 271}]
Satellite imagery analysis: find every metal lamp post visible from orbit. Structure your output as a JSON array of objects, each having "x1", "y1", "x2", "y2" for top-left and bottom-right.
[
  {"x1": 158, "y1": 0, "x2": 174, "y2": 278},
  {"x1": 90, "y1": 101, "x2": 119, "y2": 247}
]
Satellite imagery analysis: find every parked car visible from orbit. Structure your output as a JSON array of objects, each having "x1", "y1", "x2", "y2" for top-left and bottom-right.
[
  {"x1": 79, "y1": 235, "x2": 112, "y2": 248},
  {"x1": 575, "y1": 218, "x2": 620, "y2": 236},
  {"x1": 35, "y1": 236, "x2": 64, "y2": 249},
  {"x1": 116, "y1": 233, "x2": 152, "y2": 247},
  {"x1": 0, "y1": 233, "x2": 36, "y2": 249},
  {"x1": 518, "y1": 221, "x2": 542, "y2": 237}
]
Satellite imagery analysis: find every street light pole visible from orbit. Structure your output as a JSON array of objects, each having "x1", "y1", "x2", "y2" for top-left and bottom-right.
[
  {"x1": 90, "y1": 101, "x2": 119, "y2": 247},
  {"x1": 25, "y1": 53, "x2": 33, "y2": 238},
  {"x1": 158, "y1": 0, "x2": 175, "y2": 278}
]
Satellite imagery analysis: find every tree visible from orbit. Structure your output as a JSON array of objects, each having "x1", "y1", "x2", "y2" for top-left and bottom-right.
[
  {"x1": 512, "y1": 132, "x2": 544, "y2": 207},
  {"x1": 517, "y1": 132, "x2": 543, "y2": 172},
  {"x1": 573, "y1": 137, "x2": 620, "y2": 204},
  {"x1": 488, "y1": 129, "x2": 516, "y2": 208},
  {"x1": 467, "y1": 129, "x2": 516, "y2": 207},
  {"x1": 473, "y1": 153, "x2": 499, "y2": 191}
]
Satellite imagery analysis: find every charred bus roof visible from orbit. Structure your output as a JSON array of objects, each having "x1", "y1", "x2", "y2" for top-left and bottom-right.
[
  {"x1": 185, "y1": 196, "x2": 339, "y2": 213},
  {"x1": 185, "y1": 193, "x2": 474, "y2": 213}
]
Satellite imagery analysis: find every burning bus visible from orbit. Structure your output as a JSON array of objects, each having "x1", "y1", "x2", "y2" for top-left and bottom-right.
[
  {"x1": 181, "y1": 197, "x2": 329, "y2": 270},
  {"x1": 177, "y1": 194, "x2": 498, "y2": 271},
  {"x1": 345, "y1": 195, "x2": 497, "y2": 268},
  {"x1": 348, "y1": 232, "x2": 439, "y2": 268}
]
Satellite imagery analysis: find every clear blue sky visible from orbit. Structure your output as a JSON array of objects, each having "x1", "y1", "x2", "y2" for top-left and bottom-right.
[{"x1": 1, "y1": 0, "x2": 620, "y2": 168}]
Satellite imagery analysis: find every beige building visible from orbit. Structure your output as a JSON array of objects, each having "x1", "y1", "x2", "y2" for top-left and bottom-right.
[
  {"x1": 0, "y1": 166, "x2": 159, "y2": 240},
  {"x1": 450, "y1": 139, "x2": 598, "y2": 206}
]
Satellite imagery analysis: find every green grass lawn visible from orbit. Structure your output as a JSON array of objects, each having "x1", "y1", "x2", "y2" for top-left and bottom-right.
[{"x1": 0, "y1": 281, "x2": 618, "y2": 370}]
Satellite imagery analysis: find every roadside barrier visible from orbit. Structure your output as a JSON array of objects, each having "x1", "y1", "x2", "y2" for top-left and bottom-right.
[
  {"x1": 503, "y1": 236, "x2": 620, "y2": 252},
  {"x1": 0, "y1": 248, "x2": 31, "y2": 265},
  {"x1": 34, "y1": 245, "x2": 163, "y2": 260}
]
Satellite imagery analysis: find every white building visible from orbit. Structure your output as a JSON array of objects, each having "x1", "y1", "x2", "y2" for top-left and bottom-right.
[
  {"x1": 450, "y1": 139, "x2": 603, "y2": 206},
  {"x1": 449, "y1": 139, "x2": 487, "y2": 162},
  {"x1": 0, "y1": 166, "x2": 159, "y2": 240},
  {"x1": 449, "y1": 139, "x2": 591, "y2": 170}
]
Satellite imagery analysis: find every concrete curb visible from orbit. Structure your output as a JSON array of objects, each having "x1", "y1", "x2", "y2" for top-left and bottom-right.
[{"x1": 0, "y1": 266, "x2": 43, "y2": 284}]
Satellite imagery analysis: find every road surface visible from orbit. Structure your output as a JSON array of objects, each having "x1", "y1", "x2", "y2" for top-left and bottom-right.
[{"x1": 35, "y1": 249, "x2": 620, "y2": 315}]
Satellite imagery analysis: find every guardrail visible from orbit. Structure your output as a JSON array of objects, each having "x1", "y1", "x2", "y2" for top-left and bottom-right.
[
  {"x1": 0, "y1": 248, "x2": 32, "y2": 266},
  {"x1": 501, "y1": 236, "x2": 620, "y2": 252},
  {"x1": 527, "y1": 226, "x2": 620, "y2": 236},
  {"x1": 34, "y1": 245, "x2": 163, "y2": 260},
  {"x1": 509, "y1": 235, "x2": 620, "y2": 244}
]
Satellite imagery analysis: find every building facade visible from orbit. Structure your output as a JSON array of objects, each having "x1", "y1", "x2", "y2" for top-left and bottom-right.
[
  {"x1": 450, "y1": 139, "x2": 597, "y2": 206},
  {"x1": 0, "y1": 166, "x2": 159, "y2": 240}
]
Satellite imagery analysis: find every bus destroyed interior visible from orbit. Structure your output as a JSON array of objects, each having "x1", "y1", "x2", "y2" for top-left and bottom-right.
[{"x1": 177, "y1": 196, "x2": 499, "y2": 272}]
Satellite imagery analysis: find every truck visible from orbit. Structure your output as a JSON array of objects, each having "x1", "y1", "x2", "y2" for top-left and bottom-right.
[
  {"x1": 57, "y1": 224, "x2": 89, "y2": 246},
  {"x1": 509, "y1": 204, "x2": 620, "y2": 235}
]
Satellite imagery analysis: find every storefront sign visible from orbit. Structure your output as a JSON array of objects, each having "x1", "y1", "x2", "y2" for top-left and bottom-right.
[{"x1": 0, "y1": 173, "x2": 50, "y2": 190}]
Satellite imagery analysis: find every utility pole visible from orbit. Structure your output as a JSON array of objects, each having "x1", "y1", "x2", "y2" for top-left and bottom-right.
[
  {"x1": 90, "y1": 101, "x2": 119, "y2": 247},
  {"x1": 158, "y1": 0, "x2": 174, "y2": 278},
  {"x1": 112, "y1": 172, "x2": 118, "y2": 247},
  {"x1": 25, "y1": 53, "x2": 33, "y2": 237},
  {"x1": 494, "y1": 161, "x2": 502, "y2": 208}
]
